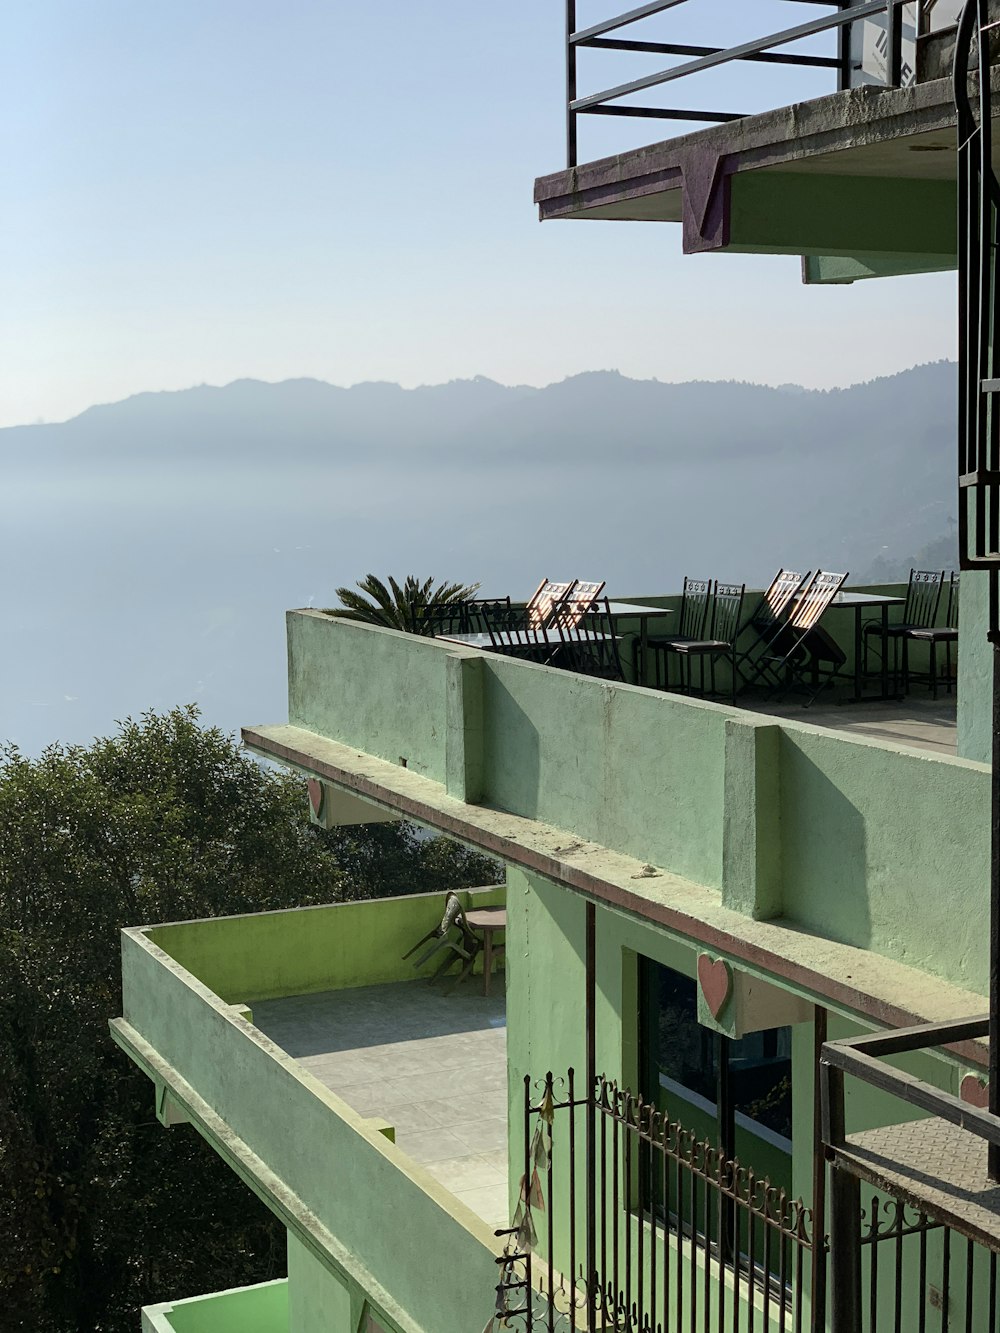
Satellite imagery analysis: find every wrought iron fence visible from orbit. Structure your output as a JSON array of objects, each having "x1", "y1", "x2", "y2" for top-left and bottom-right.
[
  {"x1": 491, "y1": 1070, "x2": 1000, "y2": 1332},
  {"x1": 493, "y1": 1070, "x2": 821, "y2": 1332},
  {"x1": 565, "y1": 1, "x2": 929, "y2": 166}
]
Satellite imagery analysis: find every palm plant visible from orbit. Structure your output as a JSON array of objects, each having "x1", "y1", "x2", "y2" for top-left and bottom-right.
[{"x1": 325, "y1": 574, "x2": 481, "y2": 634}]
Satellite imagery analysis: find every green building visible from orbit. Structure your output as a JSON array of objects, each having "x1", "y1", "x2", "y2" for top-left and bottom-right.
[{"x1": 113, "y1": 5, "x2": 1000, "y2": 1330}]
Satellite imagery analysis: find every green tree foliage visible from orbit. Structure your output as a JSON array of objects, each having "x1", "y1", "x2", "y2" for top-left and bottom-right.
[
  {"x1": 0, "y1": 706, "x2": 501, "y2": 1330},
  {"x1": 326, "y1": 573, "x2": 480, "y2": 632}
]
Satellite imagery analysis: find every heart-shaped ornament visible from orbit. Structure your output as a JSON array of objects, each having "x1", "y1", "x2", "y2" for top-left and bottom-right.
[
  {"x1": 306, "y1": 778, "x2": 324, "y2": 818},
  {"x1": 960, "y1": 1074, "x2": 990, "y2": 1108},
  {"x1": 697, "y1": 954, "x2": 732, "y2": 1020}
]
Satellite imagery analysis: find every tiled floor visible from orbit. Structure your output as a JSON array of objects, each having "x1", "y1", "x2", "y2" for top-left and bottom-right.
[
  {"x1": 252, "y1": 980, "x2": 509, "y2": 1230},
  {"x1": 752, "y1": 693, "x2": 957, "y2": 756}
]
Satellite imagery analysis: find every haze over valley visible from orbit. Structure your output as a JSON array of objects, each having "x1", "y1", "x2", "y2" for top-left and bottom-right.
[{"x1": 3, "y1": 362, "x2": 957, "y2": 756}]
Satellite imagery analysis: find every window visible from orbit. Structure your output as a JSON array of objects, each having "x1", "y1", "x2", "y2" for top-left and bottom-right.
[{"x1": 639, "y1": 958, "x2": 792, "y2": 1193}]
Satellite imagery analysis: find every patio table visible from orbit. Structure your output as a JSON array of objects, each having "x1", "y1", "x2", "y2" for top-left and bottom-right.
[
  {"x1": 465, "y1": 907, "x2": 506, "y2": 997},
  {"x1": 817, "y1": 590, "x2": 906, "y2": 702},
  {"x1": 437, "y1": 601, "x2": 672, "y2": 674}
]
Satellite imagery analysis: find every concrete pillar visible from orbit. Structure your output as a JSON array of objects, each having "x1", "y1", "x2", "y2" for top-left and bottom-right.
[{"x1": 721, "y1": 715, "x2": 782, "y2": 920}]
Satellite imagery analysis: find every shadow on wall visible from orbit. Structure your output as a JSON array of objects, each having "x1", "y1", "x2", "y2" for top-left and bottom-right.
[
  {"x1": 481, "y1": 675, "x2": 541, "y2": 820},
  {"x1": 778, "y1": 742, "x2": 872, "y2": 952}
]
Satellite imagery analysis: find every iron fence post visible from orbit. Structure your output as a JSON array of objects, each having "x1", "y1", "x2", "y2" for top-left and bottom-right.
[
  {"x1": 585, "y1": 900, "x2": 596, "y2": 1332},
  {"x1": 990, "y1": 634, "x2": 1000, "y2": 1179},
  {"x1": 567, "y1": 0, "x2": 577, "y2": 168},
  {"x1": 829, "y1": 1166, "x2": 862, "y2": 1333}
]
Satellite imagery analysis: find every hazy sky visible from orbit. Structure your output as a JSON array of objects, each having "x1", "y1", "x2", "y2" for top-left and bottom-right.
[{"x1": 1, "y1": 2, "x2": 956, "y2": 428}]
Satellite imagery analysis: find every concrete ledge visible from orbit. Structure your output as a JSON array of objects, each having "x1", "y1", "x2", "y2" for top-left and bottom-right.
[{"x1": 243, "y1": 722, "x2": 990, "y2": 1066}]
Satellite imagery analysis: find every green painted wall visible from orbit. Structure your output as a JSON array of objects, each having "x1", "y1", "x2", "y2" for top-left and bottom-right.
[
  {"x1": 141, "y1": 1280, "x2": 288, "y2": 1333},
  {"x1": 958, "y1": 569, "x2": 991, "y2": 763},
  {"x1": 287, "y1": 612, "x2": 452, "y2": 785},
  {"x1": 778, "y1": 723, "x2": 989, "y2": 992},
  {"x1": 481, "y1": 654, "x2": 729, "y2": 889},
  {"x1": 120, "y1": 928, "x2": 502, "y2": 1333},
  {"x1": 287, "y1": 1234, "x2": 357, "y2": 1333},
  {"x1": 506, "y1": 871, "x2": 971, "y2": 1330},
  {"x1": 289, "y1": 612, "x2": 990, "y2": 996},
  {"x1": 146, "y1": 887, "x2": 504, "y2": 1003}
]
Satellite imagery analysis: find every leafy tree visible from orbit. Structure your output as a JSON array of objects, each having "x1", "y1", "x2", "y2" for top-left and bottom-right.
[
  {"x1": 325, "y1": 573, "x2": 480, "y2": 633},
  {"x1": 0, "y1": 706, "x2": 501, "y2": 1331}
]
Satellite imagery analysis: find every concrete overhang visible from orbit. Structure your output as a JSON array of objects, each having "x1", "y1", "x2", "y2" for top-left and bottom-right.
[
  {"x1": 244, "y1": 721, "x2": 990, "y2": 1068},
  {"x1": 535, "y1": 70, "x2": 1000, "y2": 281}
]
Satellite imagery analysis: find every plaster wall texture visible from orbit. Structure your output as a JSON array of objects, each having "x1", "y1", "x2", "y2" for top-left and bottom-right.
[
  {"x1": 481, "y1": 654, "x2": 729, "y2": 889},
  {"x1": 287, "y1": 1234, "x2": 358, "y2": 1333},
  {"x1": 958, "y1": 568, "x2": 992, "y2": 763},
  {"x1": 141, "y1": 1280, "x2": 288, "y2": 1333},
  {"x1": 146, "y1": 887, "x2": 505, "y2": 1003},
  {"x1": 119, "y1": 929, "x2": 501, "y2": 1333},
  {"x1": 287, "y1": 612, "x2": 451, "y2": 784}
]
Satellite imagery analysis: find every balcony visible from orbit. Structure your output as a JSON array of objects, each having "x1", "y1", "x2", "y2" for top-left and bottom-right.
[
  {"x1": 535, "y1": 1, "x2": 991, "y2": 279},
  {"x1": 141, "y1": 1280, "x2": 288, "y2": 1333},
  {"x1": 252, "y1": 979, "x2": 508, "y2": 1228},
  {"x1": 112, "y1": 887, "x2": 508, "y2": 1333}
]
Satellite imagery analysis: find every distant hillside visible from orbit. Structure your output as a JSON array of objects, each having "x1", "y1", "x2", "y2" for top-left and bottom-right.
[{"x1": 0, "y1": 362, "x2": 959, "y2": 755}]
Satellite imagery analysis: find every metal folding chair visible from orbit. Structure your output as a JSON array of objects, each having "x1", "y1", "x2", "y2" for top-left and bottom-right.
[
  {"x1": 525, "y1": 579, "x2": 577, "y2": 630},
  {"x1": 764, "y1": 570, "x2": 849, "y2": 705},
  {"x1": 552, "y1": 596, "x2": 625, "y2": 681},
  {"x1": 901, "y1": 572, "x2": 959, "y2": 698},
  {"x1": 662, "y1": 583, "x2": 746, "y2": 704},
  {"x1": 734, "y1": 568, "x2": 812, "y2": 691},
  {"x1": 644, "y1": 577, "x2": 713, "y2": 691},
  {"x1": 861, "y1": 569, "x2": 945, "y2": 691}
]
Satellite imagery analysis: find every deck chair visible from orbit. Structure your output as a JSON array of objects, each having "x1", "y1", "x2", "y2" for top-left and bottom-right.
[
  {"x1": 734, "y1": 568, "x2": 812, "y2": 691},
  {"x1": 552, "y1": 596, "x2": 625, "y2": 681},
  {"x1": 661, "y1": 582, "x2": 746, "y2": 704},
  {"x1": 402, "y1": 891, "x2": 482, "y2": 991},
  {"x1": 861, "y1": 569, "x2": 945, "y2": 692},
  {"x1": 645, "y1": 577, "x2": 713, "y2": 692},
  {"x1": 525, "y1": 578, "x2": 577, "y2": 630},
  {"x1": 764, "y1": 570, "x2": 849, "y2": 705},
  {"x1": 901, "y1": 572, "x2": 959, "y2": 698}
]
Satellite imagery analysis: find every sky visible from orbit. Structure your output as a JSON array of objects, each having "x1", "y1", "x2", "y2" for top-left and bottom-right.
[{"x1": 0, "y1": 2, "x2": 957, "y2": 429}]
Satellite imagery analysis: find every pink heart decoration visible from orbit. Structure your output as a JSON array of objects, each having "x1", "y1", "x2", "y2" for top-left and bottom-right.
[
  {"x1": 306, "y1": 778, "x2": 324, "y2": 818},
  {"x1": 960, "y1": 1074, "x2": 989, "y2": 1108},
  {"x1": 697, "y1": 954, "x2": 732, "y2": 1020}
]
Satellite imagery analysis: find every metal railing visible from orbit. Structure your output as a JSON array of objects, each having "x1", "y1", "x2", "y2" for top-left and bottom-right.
[
  {"x1": 491, "y1": 1064, "x2": 1000, "y2": 1331},
  {"x1": 565, "y1": 1, "x2": 926, "y2": 166},
  {"x1": 494, "y1": 1070, "x2": 822, "y2": 1332}
]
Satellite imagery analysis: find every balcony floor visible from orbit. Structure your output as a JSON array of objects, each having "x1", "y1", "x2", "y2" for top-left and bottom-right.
[
  {"x1": 252, "y1": 980, "x2": 509, "y2": 1230},
  {"x1": 749, "y1": 693, "x2": 957, "y2": 757}
]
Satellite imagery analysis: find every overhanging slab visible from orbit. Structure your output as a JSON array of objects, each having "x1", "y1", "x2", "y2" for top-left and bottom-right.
[{"x1": 535, "y1": 70, "x2": 1000, "y2": 267}]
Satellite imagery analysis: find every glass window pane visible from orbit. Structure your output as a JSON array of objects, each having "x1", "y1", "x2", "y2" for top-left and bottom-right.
[
  {"x1": 646, "y1": 961, "x2": 717, "y2": 1107},
  {"x1": 729, "y1": 1026, "x2": 792, "y2": 1143}
]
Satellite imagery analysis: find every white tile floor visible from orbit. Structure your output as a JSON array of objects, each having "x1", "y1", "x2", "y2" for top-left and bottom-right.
[{"x1": 251, "y1": 980, "x2": 510, "y2": 1230}]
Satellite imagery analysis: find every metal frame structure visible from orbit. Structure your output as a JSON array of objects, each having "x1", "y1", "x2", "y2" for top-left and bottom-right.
[
  {"x1": 565, "y1": 0, "x2": 923, "y2": 167},
  {"x1": 809, "y1": 6, "x2": 1000, "y2": 1328}
]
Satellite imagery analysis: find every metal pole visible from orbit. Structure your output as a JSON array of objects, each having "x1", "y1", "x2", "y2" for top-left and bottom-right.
[
  {"x1": 567, "y1": 0, "x2": 578, "y2": 167},
  {"x1": 811, "y1": 1006, "x2": 829, "y2": 1333},
  {"x1": 585, "y1": 899, "x2": 596, "y2": 1332},
  {"x1": 990, "y1": 630, "x2": 1000, "y2": 1179},
  {"x1": 828, "y1": 1166, "x2": 862, "y2": 1333}
]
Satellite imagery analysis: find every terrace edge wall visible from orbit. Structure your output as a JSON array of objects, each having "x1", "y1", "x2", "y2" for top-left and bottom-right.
[{"x1": 116, "y1": 926, "x2": 502, "y2": 1333}]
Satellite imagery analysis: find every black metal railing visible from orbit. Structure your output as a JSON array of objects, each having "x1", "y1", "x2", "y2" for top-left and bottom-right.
[
  {"x1": 565, "y1": 0, "x2": 925, "y2": 166},
  {"x1": 491, "y1": 1066, "x2": 1000, "y2": 1331},
  {"x1": 495, "y1": 1070, "x2": 822, "y2": 1332}
]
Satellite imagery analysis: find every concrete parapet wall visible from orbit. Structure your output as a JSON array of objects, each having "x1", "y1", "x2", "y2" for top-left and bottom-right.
[{"x1": 283, "y1": 610, "x2": 990, "y2": 997}]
